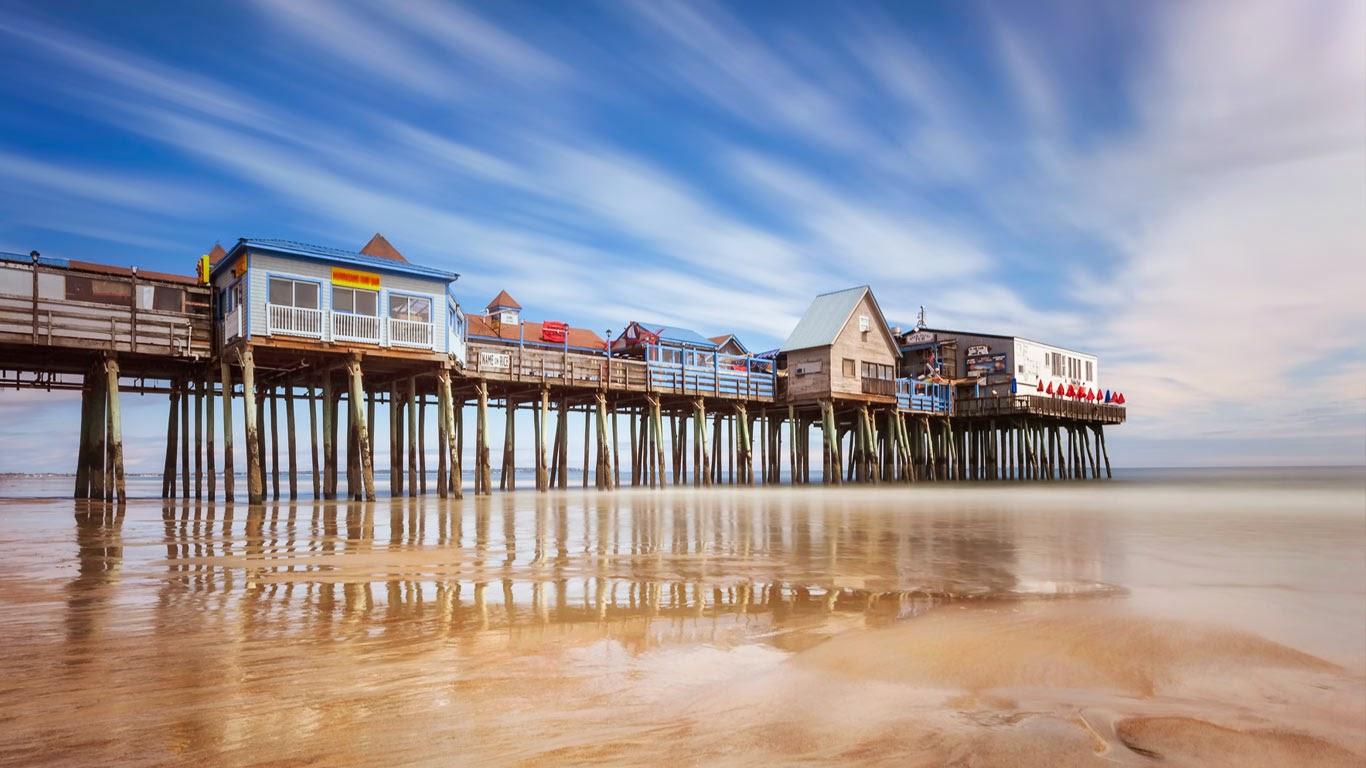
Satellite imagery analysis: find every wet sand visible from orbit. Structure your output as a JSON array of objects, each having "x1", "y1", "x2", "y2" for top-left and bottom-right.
[{"x1": 0, "y1": 471, "x2": 1363, "y2": 766}]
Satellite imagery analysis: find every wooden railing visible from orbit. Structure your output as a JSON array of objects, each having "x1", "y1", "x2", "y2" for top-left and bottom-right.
[
  {"x1": 465, "y1": 341, "x2": 775, "y2": 400},
  {"x1": 388, "y1": 317, "x2": 433, "y2": 349},
  {"x1": 267, "y1": 303, "x2": 324, "y2": 338},
  {"x1": 896, "y1": 378, "x2": 950, "y2": 413},
  {"x1": 0, "y1": 292, "x2": 210, "y2": 359},
  {"x1": 953, "y1": 394, "x2": 1126, "y2": 423},
  {"x1": 861, "y1": 378, "x2": 896, "y2": 397}
]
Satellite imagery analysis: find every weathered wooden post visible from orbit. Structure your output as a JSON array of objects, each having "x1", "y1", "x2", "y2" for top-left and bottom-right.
[
  {"x1": 220, "y1": 359, "x2": 235, "y2": 502},
  {"x1": 388, "y1": 382, "x2": 400, "y2": 497},
  {"x1": 194, "y1": 377, "x2": 203, "y2": 500},
  {"x1": 595, "y1": 392, "x2": 612, "y2": 490},
  {"x1": 475, "y1": 380, "x2": 491, "y2": 495},
  {"x1": 161, "y1": 379, "x2": 177, "y2": 498},
  {"x1": 407, "y1": 376, "x2": 418, "y2": 497},
  {"x1": 206, "y1": 366, "x2": 216, "y2": 501},
  {"x1": 611, "y1": 403, "x2": 620, "y2": 488},
  {"x1": 418, "y1": 393, "x2": 428, "y2": 495},
  {"x1": 307, "y1": 383, "x2": 319, "y2": 499},
  {"x1": 284, "y1": 383, "x2": 297, "y2": 500},
  {"x1": 104, "y1": 356, "x2": 125, "y2": 503},
  {"x1": 74, "y1": 367, "x2": 95, "y2": 499},
  {"x1": 238, "y1": 348, "x2": 264, "y2": 505},
  {"x1": 557, "y1": 396, "x2": 568, "y2": 490},
  {"x1": 1097, "y1": 425, "x2": 1112, "y2": 479},
  {"x1": 181, "y1": 377, "x2": 190, "y2": 499},
  {"x1": 254, "y1": 383, "x2": 267, "y2": 498},
  {"x1": 582, "y1": 405, "x2": 590, "y2": 489},
  {"x1": 501, "y1": 395, "x2": 515, "y2": 491},
  {"x1": 269, "y1": 386, "x2": 280, "y2": 501},
  {"x1": 436, "y1": 373, "x2": 449, "y2": 498},
  {"x1": 454, "y1": 388, "x2": 464, "y2": 497},
  {"x1": 346, "y1": 355, "x2": 375, "y2": 501},
  {"x1": 537, "y1": 387, "x2": 549, "y2": 492},
  {"x1": 441, "y1": 370, "x2": 461, "y2": 498}
]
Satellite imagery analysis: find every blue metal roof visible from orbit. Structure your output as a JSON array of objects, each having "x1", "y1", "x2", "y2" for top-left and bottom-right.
[
  {"x1": 0, "y1": 251, "x2": 70, "y2": 269},
  {"x1": 212, "y1": 238, "x2": 459, "y2": 282},
  {"x1": 634, "y1": 322, "x2": 716, "y2": 348}
]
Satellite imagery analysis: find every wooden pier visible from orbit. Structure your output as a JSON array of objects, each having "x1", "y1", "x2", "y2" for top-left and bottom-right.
[{"x1": 0, "y1": 242, "x2": 1124, "y2": 504}]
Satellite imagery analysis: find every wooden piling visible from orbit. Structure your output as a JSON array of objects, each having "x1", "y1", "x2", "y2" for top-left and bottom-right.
[
  {"x1": 103, "y1": 357, "x2": 125, "y2": 503},
  {"x1": 649, "y1": 395, "x2": 665, "y2": 490},
  {"x1": 269, "y1": 386, "x2": 280, "y2": 501},
  {"x1": 194, "y1": 377, "x2": 203, "y2": 500},
  {"x1": 346, "y1": 355, "x2": 375, "y2": 501},
  {"x1": 220, "y1": 359, "x2": 234, "y2": 502},
  {"x1": 419, "y1": 394, "x2": 428, "y2": 495},
  {"x1": 501, "y1": 396, "x2": 514, "y2": 491},
  {"x1": 407, "y1": 377, "x2": 418, "y2": 498},
  {"x1": 239, "y1": 348, "x2": 263, "y2": 505},
  {"x1": 537, "y1": 387, "x2": 549, "y2": 492},
  {"x1": 206, "y1": 366, "x2": 216, "y2": 501},
  {"x1": 389, "y1": 382, "x2": 400, "y2": 497},
  {"x1": 74, "y1": 368, "x2": 94, "y2": 499},
  {"x1": 475, "y1": 380, "x2": 491, "y2": 495},
  {"x1": 285, "y1": 384, "x2": 297, "y2": 500},
  {"x1": 181, "y1": 376, "x2": 190, "y2": 499},
  {"x1": 160, "y1": 379, "x2": 176, "y2": 499}
]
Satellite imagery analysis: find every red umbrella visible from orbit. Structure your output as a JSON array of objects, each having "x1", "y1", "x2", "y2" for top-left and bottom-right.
[
  {"x1": 1036, "y1": 379, "x2": 1044, "y2": 392},
  {"x1": 1045, "y1": 382, "x2": 1054, "y2": 395},
  {"x1": 1065, "y1": 383, "x2": 1076, "y2": 398},
  {"x1": 1087, "y1": 388, "x2": 1096, "y2": 401},
  {"x1": 1115, "y1": 392, "x2": 1126, "y2": 405}
]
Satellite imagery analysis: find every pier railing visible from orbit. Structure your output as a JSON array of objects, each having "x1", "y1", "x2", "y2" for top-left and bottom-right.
[
  {"x1": 465, "y1": 341, "x2": 775, "y2": 400},
  {"x1": 388, "y1": 317, "x2": 434, "y2": 349},
  {"x1": 953, "y1": 394, "x2": 1125, "y2": 424},
  {"x1": 331, "y1": 312, "x2": 382, "y2": 345},
  {"x1": 896, "y1": 378, "x2": 950, "y2": 414},
  {"x1": 0, "y1": 284, "x2": 209, "y2": 360},
  {"x1": 267, "y1": 303, "x2": 324, "y2": 339}
]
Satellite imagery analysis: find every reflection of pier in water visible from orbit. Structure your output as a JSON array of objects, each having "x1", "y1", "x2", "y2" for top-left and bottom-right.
[{"x1": 52, "y1": 493, "x2": 1112, "y2": 652}]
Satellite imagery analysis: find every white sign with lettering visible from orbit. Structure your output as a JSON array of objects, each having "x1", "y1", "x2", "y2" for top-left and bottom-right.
[
  {"x1": 966, "y1": 344, "x2": 990, "y2": 357},
  {"x1": 479, "y1": 351, "x2": 510, "y2": 371}
]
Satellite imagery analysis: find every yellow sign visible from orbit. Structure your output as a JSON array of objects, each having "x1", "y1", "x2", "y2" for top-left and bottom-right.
[
  {"x1": 332, "y1": 267, "x2": 380, "y2": 290},
  {"x1": 196, "y1": 255, "x2": 210, "y2": 284}
]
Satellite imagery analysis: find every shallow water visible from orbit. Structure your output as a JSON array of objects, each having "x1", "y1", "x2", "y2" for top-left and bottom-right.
[{"x1": 0, "y1": 470, "x2": 1363, "y2": 766}]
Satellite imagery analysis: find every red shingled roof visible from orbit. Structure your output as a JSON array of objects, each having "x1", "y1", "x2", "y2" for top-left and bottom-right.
[
  {"x1": 207, "y1": 242, "x2": 227, "y2": 265},
  {"x1": 359, "y1": 233, "x2": 407, "y2": 263},
  {"x1": 467, "y1": 315, "x2": 604, "y2": 349},
  {"x1": 486, "y1": 289, "x2": 521, "y2": 310}
]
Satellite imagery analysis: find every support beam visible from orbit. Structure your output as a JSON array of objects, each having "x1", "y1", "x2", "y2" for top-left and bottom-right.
[
  {"x1": 160, "y1": 379, "x2": 175, "y2": 499},
  {"x1": 475, "y1": 380, "x2": 491, "y2": 495},
  {"x1": 206, "y1": 366, "x2": 216, "y2": 501},
  {"x1": 407, "y1": 377, "x2": 418, "y2": 497}
]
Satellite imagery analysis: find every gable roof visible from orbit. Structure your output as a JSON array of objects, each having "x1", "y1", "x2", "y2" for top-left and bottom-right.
[
  {"x1": 207, "y1": 242, "x2": 227, "y2": 264},
  {"x1": 709, "y1": 334, "x2": 749, "y2": 354},
  {"x1": 466, "y1": 315, "x2": 604, "y2": 350},
  {"x1": 486, "y1": 289, "x2": 521, "y2": 311},
  {"x1": 779, "y1": 285, "x2": 898, "y2": 353},
  {"x1": 359, "y1": 233, "x2": 407, "y2": 263},
  {"x1": 212, "y1": 238, "x2": 458, "y2": 282},
  {"x1": 619, "y1": 321, "x2": 716, "y2": 348}
]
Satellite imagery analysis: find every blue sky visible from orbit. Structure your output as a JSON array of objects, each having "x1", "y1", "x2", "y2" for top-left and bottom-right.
[{"x1": 0, "y1": 0, "x2": 1363, "y2": 472}]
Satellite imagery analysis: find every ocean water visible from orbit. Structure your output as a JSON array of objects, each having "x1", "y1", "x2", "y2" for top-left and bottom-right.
[{"x1": 0, "y1": 468, "x2": 1362, "y2": 766}]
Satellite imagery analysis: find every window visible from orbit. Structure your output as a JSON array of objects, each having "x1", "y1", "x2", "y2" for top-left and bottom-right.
[
  {"x1": 842, "y1": 358, "x2": 856, "y2": 377},
  {"x1": 151, "y1": 286, "x2": 183, "y2": 312},
  {"x1": 858, "y1": 315, "x2": 870, "y2": 332},
  {"x1": 1085, "y1": 360, "x2": 1093, "y2": 381},
  {"x1": 268, "y1": 277, "x2": 319, "y2": 309},
  {"x1": 389, "y1": 294, "x2": 431, "y2": 323},
  {"x1": 861, "y1": 362, "x2": 893, "y2": 380},
  {"x1": 333, "y1": 286, "x2": 377, "y2": 316},
  {"x1": 66, "y1": 275, "x2": 132, "y2": 306}
]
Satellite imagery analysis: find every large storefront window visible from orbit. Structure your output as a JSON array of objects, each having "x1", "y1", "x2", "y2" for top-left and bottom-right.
[
  {"x1": 333, "y1": 286, "x2": 378, "y2": 316},
  {"x1": 389, "y1": 295, "x2": 431, "y2": 323},
  {"x1": 268, "y1": 277, "x2": 319, "y2": 309}
]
